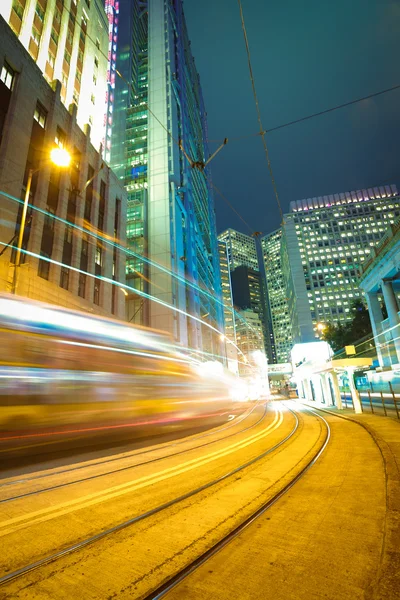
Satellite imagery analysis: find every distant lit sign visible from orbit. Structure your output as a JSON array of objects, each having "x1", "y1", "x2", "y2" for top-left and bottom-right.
[
  {"x1": 268, "y1": 363, "x2": 292, "y2": 375},
  {"x1": 291, "y1": 342, "x2": 333, "y2": 369},
  {"x1": 345, "y1": 345, "x2": 356, "y2": 356}
]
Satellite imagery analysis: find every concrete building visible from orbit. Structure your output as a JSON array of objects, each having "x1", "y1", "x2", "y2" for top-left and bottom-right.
[
  {"x1": 261, "y1": 229, "x2": 291, "y2": 363},
  {"x1": 109, "y1": 0, "x2": 224, "y2": 356},
  {"x1": 0, "y1": 0, "x2": 109, "y2": 151},
  {"x1": 281, "y1": 185, "x2": 400, "y2": 345},
  {"x1": 218, "y1": 228, "x2": 259, "y2": 271},
  {"x1": 0, "y1": 16, "x2": 126, "y2": 318},
  {"x1": 359, "y1": 217, "x2": 400, "y2": 367}
]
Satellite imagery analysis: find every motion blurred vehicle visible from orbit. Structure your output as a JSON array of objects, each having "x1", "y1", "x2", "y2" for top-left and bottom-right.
[{"x1": 0, "y1": 294, "x2": 240, "y2": 457}]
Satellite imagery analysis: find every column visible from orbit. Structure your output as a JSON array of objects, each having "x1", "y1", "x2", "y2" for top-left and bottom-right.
[
  {"x1": 36, "y1": 0, "x2": 57, "y2": 72},
  {"x1": 321, "y1": 373, "x2": 333, "y2": 406},
  {"x1": 304, "y1": 378, "x2": 314, "y2": 403},
  {"x1": 381, "y1": 280, "x2": 400, "y2": 364},
  {"x1": 347, "y1": 367, "x2": 362, "y2": 414},
  {"x1": 365, "y1": 291, "x2": 388, "y2": 367},
  {"x1": 330, "y1": 371, "x2": 343, "y2": 410},
  {"x1": 19, "y1": 0, "x2": 37, "y2": 49}
]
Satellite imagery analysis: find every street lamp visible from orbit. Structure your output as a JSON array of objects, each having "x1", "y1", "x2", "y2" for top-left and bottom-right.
[{"x1": 12, "y1": 147, "x2": 71, "y2": 293}]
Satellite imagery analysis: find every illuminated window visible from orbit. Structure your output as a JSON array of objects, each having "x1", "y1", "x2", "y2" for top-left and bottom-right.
[
  {"x1": 34, "y1": 102, "x2": 47, "y2": 128},
  {"x1": 0, "y1": 61, "x2": 15, "y2": 90}
]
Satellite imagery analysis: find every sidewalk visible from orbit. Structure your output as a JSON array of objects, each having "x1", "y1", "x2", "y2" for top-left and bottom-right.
[{"x1": 297, "y1": 399, "x2": 400, "y2": 600}]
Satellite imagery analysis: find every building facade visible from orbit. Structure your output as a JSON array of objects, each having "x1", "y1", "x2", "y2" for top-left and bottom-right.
[
  {"x1": 0, "y1": 0, "x2": 109, "y2": 151},
  {"x1": 218, "y1": 228, "x2": 259, "y2": 271},
  {"x1": 261, "y1": 229, "x2": 291, "y2": 363},
  {"x1": 103, "y1": 0, "x2": 120, "y2": 162},
  {"x1": 0, "y1": 17, "x2": 126, "y2": 317},
  {"x1": 110, "y1": 0, "x2": 224, "y2": 355},
  {"x1": 282, "y1": 185, "x2": 400, "y2": 344},
  {"x1": 235, "y1": 308, "x2": 264, "y2": 376},
  {"x1": 218, "y1": 240, "x2": 238, "y2": 372}
]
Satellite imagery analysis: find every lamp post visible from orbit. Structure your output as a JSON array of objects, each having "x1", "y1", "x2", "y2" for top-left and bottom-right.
[{"x1": 12, "y1": 147, "x2": 71, "y2": 294}]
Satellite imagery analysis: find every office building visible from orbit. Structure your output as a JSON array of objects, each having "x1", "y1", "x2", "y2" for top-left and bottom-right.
[
  {"x1": 0, "y1": 0, "x2": 109, "y2": 151},
  {"x1": 235, "y1": 308, "x2": 264, "y2": 376},
  {"x1": 218, "y1": 240, "x2": 238, "y2": 373},
  {"x1": 218, "y1": 228, "x2": 259, "y2": 271},
  {"x1": 261, "y1": 229, "x2": 291, "y2": 363},
  {"x1": 0, "y1": 16, "x2": 126, "y2": 318},
  {"x1": 110, "y1": 0, "x2": 224, "y2": 354},
  {"x1": 103, "y1": 0, "x2": 120, "y2": 162},
  {"x1": 282, "y1": 185, "x2": 400, "y2": 344}
]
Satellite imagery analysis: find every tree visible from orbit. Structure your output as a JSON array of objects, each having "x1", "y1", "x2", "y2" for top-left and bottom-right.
[{"x1": 322, "y1": 299, "x2": 372, "y2": 353}]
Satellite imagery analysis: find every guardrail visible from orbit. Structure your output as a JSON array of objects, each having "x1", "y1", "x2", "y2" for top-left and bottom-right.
[{"x1": 340, "y1": 382, "x2": 400, "y2": 419}]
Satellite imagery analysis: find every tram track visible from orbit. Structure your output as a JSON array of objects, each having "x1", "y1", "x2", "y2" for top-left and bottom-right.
[
  {"x1": 0, "y1": 401, "x2": 268, "y2": 503},
  {"x1": 142, "y1": 404, "x2": 330, "y2": 600},
  {"x1": 0, "y1": 403, "x2": 302, "y2": 589}
]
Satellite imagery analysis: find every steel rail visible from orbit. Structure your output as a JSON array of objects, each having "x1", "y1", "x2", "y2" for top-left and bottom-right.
[
  {"x1": 0, "y1": 405, "x2": 298, "y2": 586},
  {"x1": 142, "y1": 404, "x2": 330, "y2": 600},
  {"x1": 0, "y1": 402, "x2": 268, "y2": 503}
]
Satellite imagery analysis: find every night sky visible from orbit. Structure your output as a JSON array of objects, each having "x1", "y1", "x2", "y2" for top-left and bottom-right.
[{"x1": 184, "y1": 0, "x2": 400, "y2": 237}]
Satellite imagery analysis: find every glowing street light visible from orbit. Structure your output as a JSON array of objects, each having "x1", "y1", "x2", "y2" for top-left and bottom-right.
[
  {"x1": 12, "y1": 147, "x2": 71, "y2": 293},
  {"x1": 50, "y1": 147, "x2": 71, "y2": 168}
]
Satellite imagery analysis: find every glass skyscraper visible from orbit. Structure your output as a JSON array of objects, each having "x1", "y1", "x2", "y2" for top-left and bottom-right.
[{"x1": 110, "y1": 0, "x2": 223, "y2": 355}]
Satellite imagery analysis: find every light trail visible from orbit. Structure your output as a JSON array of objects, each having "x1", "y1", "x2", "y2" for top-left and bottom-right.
[
  {"x1": 0, "y1": 190, "x2": 263, "y2": 344},
  {"x1": 0, "y1": 239, "x2": 252, "y2": 369}
]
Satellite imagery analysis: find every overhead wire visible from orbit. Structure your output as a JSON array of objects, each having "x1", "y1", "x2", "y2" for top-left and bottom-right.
[
  {"x1": 237, "y1": 0, "x2": 284, "y2": 224},
  {"x1": 208, "y1": 83, "x2": 400, "y2": 143}
]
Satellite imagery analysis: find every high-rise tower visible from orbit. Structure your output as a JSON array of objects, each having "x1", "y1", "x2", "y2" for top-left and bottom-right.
[
  {"x1": 110, "y1": 0, "x2": 224, "y2": 356},
  {"x1": 0, "y1": 0, "x2": 109, "y2": 151}
]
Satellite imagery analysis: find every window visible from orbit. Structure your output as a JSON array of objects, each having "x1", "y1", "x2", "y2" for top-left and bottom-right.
[
  {"x1": 91, "y1": 93, "x2": 95, "y2": 104},
  {"x1": 94, "y1": 57, "x2": 99, "y2": 69},
  {"x1": 34, "y1": 102, "x2": 47, "y2": 128},
  {"x1": 78, "y1": 273, "x2": 86, "y2": 298},
  {"x1": 54, "y1": 8, "x2": 61, "y2": 22},
  {"x1": 44, "y1": 207, "x2": 55, "y2": 230},
  {"x1": 76, "y1": 70, "x2": 82, "y2": 83},
  {"x1": 12, "y1": 0, "x2": 24, "y2": 20},
  {"x1": 51, "y1": 28, "x2": 59, "y2": 45},
  {"x1": 96, "y1": 38, "x2": 100, "y2": 49},
  {"x1": 48, "y1": 51, "x2": 55, "y2": 68},
  {"x1": 60, "y1": 267, "x2": 69, "y2": 290},
  {"x1": 64, "y1": 225, "x2": 73, "y2": 244},
  {"x1": 93, "y1": 281, "x2": 100, "y2": 305},
  {"x1": 35, "y1": 2, "x2": 45, "y2": 21},
  {"x1": 95, "y1": 246, "x2": 102, "y2": 266},
  {"x1": 81, "y1": 236, "x2": 88, "y2": 255},
  {"x1": 38, "y1": 253, "x2": 50, "y2": 279},
  {"x1": 31, "y1": 26, "x2": 41, "y2": 45},
  {"x1": 55, "y1": 126, "x2": 66, "y2": 148},
  {"x1": 64, "y1": 51, "x2": 71, "y2": 65},
  {"x1": 0, "y1": 62, "x2": 15, "y2": 90}
]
